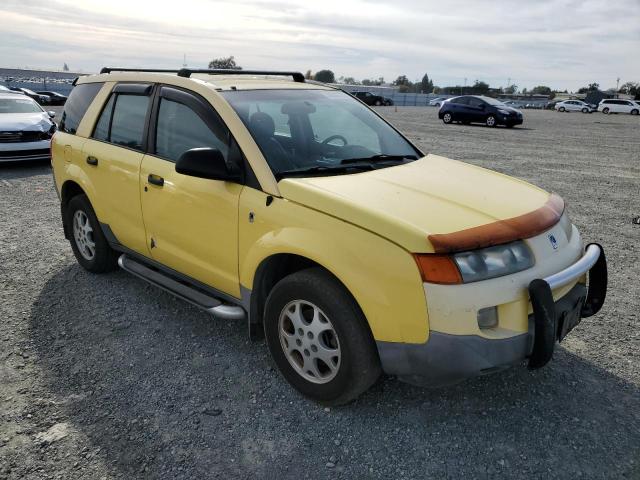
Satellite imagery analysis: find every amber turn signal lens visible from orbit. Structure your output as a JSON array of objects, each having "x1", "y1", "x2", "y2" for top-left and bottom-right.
[{"x1": 414, "y1": 254, "x2": 463, "y2": 284}]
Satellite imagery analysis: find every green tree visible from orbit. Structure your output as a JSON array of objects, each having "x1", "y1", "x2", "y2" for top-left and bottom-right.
[
  {"x1": 472, "y1": 80, "x2": 490, "y2": 94},
  {"x1": 531, "y1": 85, "x2": 552, "y2": 95},
  {"x1": 503, "y1": 84, "x2": 518, "y2": 94},
  {"x1": 620, "y1": 81, "x2": 640, "y2": 98},
  {"x1": 393, "y1": 75, "x2": 412, "y2": 93},
  {"x1": 314, "y1": 69, "x2": 335, "y2": 83},
  {"x1": 208, "y1": 56, "x2": 242, "y2": 69},
  {"x1": 341, "y1": 76, "x2": 358, "y2": 85},
  {"x1": 577, "y1": 82, "x2": 600, "y2": 94},
  {"x1": 420, "y1": 73, "x2": 434, "y2": 93}
]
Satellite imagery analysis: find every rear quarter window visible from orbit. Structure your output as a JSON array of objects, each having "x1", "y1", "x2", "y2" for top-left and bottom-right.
[{"x1": 59, "y1": 82, "x2": 104, "y2": 134}]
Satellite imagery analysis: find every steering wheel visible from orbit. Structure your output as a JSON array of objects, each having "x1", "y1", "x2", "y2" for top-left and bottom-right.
[{"x1": 322, "y1": 135, "x2": 348, "y2": 146}]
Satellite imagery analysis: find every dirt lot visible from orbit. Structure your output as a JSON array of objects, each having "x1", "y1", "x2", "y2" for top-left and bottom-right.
[{"x1": 1, "y1": 108, "x2": 638, "y2": 479}]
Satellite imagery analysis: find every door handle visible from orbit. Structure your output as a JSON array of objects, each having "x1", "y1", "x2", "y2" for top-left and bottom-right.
[
  {"x1": 86, "y1": 155, "x2": 98, "y2": 166},
  {"x1": 148, "y1": 174, "x2": 164, "y2": 187}
]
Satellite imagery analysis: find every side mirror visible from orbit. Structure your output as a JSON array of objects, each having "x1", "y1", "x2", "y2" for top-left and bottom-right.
[
  {"x1": 175, "y1": 148, "x2": 241, "y2": 182},
  {"x1": 48, "y1": 111, "x2": 56, "y2": 118}
]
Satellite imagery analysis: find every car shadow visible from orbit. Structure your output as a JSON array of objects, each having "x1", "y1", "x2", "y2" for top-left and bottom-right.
[
  {"x1": 29, "y1": 264, "x2": 640, "y2": 479},
  {"x1": 452, "y1": 122, "x2": 535, "y2": 131}
]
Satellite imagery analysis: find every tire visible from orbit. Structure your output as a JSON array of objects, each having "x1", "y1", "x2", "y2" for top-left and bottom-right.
[
  {"x1": 65, "y1": 194, "x2": 118, "y2": 273},
  {"x1": 442, "y1": 112, "x2": 453, "y2": 124},
  {"x1": 631, "y1": 109, "x2": 639, "y2": 115},
  {"x1": 485, "y1": 115, "x2": 497, "y2": 127},
  {"x1": 375, "y1": 100, "x2": 382, "y2": 106},
  {"x1": 435, "y1": 102, "x2": 440, "y2": 107},
  {"x1": 602, "y1": 107, "x2": 610, "y2": 114},
  {"x1": 582, "y1": 108, "x2": 589, "y2": 113},
  {"x1": 264, "y1": 268, "x2": 381, "y2": 405},
  {"x1": 559, "y1": 106, "x2": 565, "y2": 112}
]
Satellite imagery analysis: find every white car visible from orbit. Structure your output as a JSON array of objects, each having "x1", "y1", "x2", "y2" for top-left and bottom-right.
[
  {"x1": 0, "y1": 93, "x2": 56, "y2": 162},
  {"x1": 598, "y1": 99, "x2": 639, "y2": 115},
  {"x1": 429, "y1": 97, "x2": 447, "y2": 107},
  {"x1": 555, "y1": 100, "x2": 595, "y2": 113}
]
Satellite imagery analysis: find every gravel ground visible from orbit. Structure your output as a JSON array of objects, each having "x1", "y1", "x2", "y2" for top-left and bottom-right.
[{"x1": 1, "y1": 108, "x2": 638, "y2": 479}]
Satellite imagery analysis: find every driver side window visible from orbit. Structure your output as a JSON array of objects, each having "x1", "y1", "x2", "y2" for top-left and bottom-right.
[
  {"x1": 308, "y1": 104, "x2": 381, "y2": 153},
  {"x1": 155, "y1": 98, "x2": 229, "y2": 163}
]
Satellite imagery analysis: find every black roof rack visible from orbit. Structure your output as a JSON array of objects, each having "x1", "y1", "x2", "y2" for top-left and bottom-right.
[
  {"x1": 100, "y1": 67, "x2": 181, "y2": 74},
  {"x1": 100, "y1": 67, "x2": 305, "y2": 83},
  {"x1": 177, "y1": 69, "x2": 305, "y2": 83}
]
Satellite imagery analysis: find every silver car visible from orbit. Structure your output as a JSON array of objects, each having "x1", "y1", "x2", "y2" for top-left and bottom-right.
[{"x1": 0, "y1": 93, "x2": 56, "y2": 162}]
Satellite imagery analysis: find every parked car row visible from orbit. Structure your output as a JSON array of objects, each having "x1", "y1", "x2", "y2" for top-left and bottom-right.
[{"x1": 0, "y1": 85, "x2": 67, "y2": 105}]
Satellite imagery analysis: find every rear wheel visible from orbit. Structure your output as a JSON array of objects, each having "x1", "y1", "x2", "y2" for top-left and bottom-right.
[
  {"x1": 602, "y1": 107, "x2": 610, "y2": 114},
  {"x1": 485, "y1": 115, "x2": 497, "y2": 127},
  {"x1": 65, "y1": 195, "x2": 118, "y2": 273},
  {"x1": 264, "y1": 268, "x2": 381, "y2": 405},
  {"x1": 442, "y1": 112, "x2": 453, "y2": 124}
]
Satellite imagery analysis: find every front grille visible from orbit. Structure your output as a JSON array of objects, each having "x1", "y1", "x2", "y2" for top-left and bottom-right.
[{"x1": 0, "y1": 131, "x2": 47, "y2": 143}]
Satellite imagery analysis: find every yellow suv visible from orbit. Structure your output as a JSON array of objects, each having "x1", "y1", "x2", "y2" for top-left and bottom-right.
[{"x1": 51, "y1": 68, "x2": 607, "y2": 405}]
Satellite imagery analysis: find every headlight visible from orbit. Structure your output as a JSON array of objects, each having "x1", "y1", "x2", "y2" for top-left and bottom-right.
[
  {"x1": 498, "y1": 109, "x2": 511, "y2": 115},
  {"x1": 453, "y1": 241, "x2": 534, "y2": 283}
]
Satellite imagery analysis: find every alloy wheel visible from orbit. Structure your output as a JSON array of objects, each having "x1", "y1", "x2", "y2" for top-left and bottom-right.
[
  {"x1": 73, "y1": 210, "x2": 96, "y2": 260},
  {"x1": 278, "y1": 300, "x2": 341, "y2": 384}
]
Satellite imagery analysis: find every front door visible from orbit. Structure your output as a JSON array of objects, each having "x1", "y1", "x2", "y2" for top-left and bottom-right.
[{"x1": 139, "y1": 86, "x2": 243, "y2": 297}]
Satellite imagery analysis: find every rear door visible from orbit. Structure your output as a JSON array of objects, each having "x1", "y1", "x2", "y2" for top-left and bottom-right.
[
  {"x1": 139, "y1": 85, "x2": 243, "y2": 296},
  {"x1": 81, "y1": 83, "x2": 152, "y2": 254}
]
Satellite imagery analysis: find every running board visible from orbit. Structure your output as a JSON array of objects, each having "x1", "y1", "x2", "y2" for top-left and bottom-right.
[{"x1": 117, "y1": 254, "x2": 245, "y2": 320}]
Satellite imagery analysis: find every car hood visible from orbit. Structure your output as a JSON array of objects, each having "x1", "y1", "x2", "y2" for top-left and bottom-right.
[
  {"x1": 278, "y1": 155, "x2": 560, "y2": 253},
  {"x1": 0, "y1": 112, "x2": 53, "y2": 131}
]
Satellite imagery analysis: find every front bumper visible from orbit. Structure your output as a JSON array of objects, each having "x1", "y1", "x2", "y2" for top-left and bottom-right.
[
  {"x1": 0, "y1": 139, "x2": 51, "y2": 162},
  {"x1": 376, "y1": 243, "x2": 607, "y2": 386}
]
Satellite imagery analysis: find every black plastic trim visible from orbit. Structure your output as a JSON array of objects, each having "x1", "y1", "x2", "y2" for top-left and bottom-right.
[
  {"x1": 581, "y1": 243, "x2": 607, "y2": 317},
  {"x1": 527, "y1": 279, "x2": 557, "y2": 369},
  {"x1": 177, "y1": 69, "x2": 305, "y2": 83}
]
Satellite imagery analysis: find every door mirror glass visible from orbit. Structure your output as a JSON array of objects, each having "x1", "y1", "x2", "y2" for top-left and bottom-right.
[{"x1": 175, "y1": 148, "x2": 241, "y2": 182}]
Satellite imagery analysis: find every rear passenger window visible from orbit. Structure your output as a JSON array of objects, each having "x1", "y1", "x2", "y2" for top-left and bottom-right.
[
  {"x1": 92, "y1": 93, "x2": 150, "y2": 151},
  {"x1": 111, "y1": 95, "x2": 149, "y2": 150},
  {"x1": 155, "y1": 98, "x2": 229, "y2": 162},
  {"x1": 59, "y1": 82, "x2": 103, "y2": 134},
  {"x1": 93, "y1": 95, "x2": 114, "y2": 142}
]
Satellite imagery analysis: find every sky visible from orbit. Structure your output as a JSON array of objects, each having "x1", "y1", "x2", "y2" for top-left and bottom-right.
[{"x1": 1, "y1": 0, "x2": 639, "y2": 91}]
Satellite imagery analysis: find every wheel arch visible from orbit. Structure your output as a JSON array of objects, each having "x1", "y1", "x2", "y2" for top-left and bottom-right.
[
  {"x1": 248, "y1": 253, "x2": 371, "y2": 341},
  {"x1": 60, "y1": 180, "x2": 88, "y2": 240}
]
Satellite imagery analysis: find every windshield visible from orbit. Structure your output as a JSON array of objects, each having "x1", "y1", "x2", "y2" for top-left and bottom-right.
[
  {"x1": 0, "y1": 97, "x2": 43, "y2": 113},
  {"x1": 221, "y1": 89, "x2": 420, "y2": 178}
]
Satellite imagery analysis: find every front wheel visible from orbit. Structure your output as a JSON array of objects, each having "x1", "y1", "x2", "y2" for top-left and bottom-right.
[
  {"x1": 582, "y1": 107, "x2": 589, "y2": 113},
  {"x1": 559, "y1": 106, "x2": 566, "y2": 112},
  {"x1": 485, "y1": 115, "x2": 497, "y2": 127},
  {"x1": 602, "y1": 107, "x2": 610, "y2": 114},
  {"x1": 442, "y1": 112, "x2": 453, "y2": 124},
  {"x1": 65, "y1": 194, "x2": 118, "y2": 273},
  {"x1": 631, "y1": 109, "x2": 639, "y2": 115},
  {"x1": 375, "y1": 100, "x2": 382, "y2": 106},
  {"x1": 264, "y1": 268, "x2": 381, "y2": 405}
]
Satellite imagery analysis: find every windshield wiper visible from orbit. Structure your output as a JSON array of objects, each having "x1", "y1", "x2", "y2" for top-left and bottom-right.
[
  {"x1": 340, "y1": 154, "x2": 418, "y2": 165},
  {"x1": 276, "y1": 163, "x2": 374, "y2": 179}
]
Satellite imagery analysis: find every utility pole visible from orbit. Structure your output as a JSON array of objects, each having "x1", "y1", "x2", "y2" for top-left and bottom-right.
[
  {"x1": 616, "y1": 77, "x2": 620, "y2": 93},
  {"x1": 183, "y1": 54, "x2": 187, "y2": 68}
]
